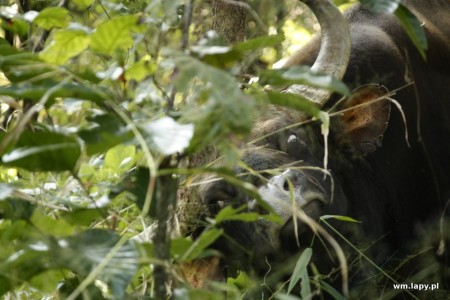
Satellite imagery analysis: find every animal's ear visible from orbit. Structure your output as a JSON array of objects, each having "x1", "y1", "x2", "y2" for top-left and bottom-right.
[{"x1": 339, "y1": 85, "x2": 391, "y2": 153}]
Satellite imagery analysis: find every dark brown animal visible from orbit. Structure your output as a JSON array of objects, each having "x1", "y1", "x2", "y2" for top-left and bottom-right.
[{"x1": 181, "y1": 0, "x2": 450, "y2": 297}]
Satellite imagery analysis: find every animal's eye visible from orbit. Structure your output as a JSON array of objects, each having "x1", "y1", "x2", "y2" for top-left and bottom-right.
[
  {"x1": 252, "y1": 173, "x2": 272, "y2": 188},
  {"x1": 202, "y1": 182, "x2": 239, "y2": 210}
]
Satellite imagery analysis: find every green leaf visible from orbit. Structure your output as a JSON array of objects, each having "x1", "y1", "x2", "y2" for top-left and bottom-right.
[
  {"x1": 287, "y1": 247, "x2": 312, "y2": 294},
  {"x1": 182, "y1": 228, "x2": 223, "y2": 261},
  {"x1": 78, "y1": 113, "x2": 133, "y2": 156},
  {"x1": 62, "y1": 208, "x2": 106, "y2": 226},
  {"x1": 267, "y1": 91, "x2": 322, "y2": 118},
  {"x1": 0, "y1": 38, "x2": 20, "y2": 56},
  {"x1": 39, "y1": 30, "x2": 90, "y2": 65},
  {"x1": 320, "y1": 215, "x2": 361, "y2": 223},
  {"x1": 104, "y1": 145, "x2": 136, "y2": 172},
  {"x1": 125, "y1": 57, "x2": 156, "y2": 81},
  {"x1": 111, "y1": 167, "x2": 150, "y2": 211},
  {"x1": 1, "y1": 130, "x2": 81, "y2": 172},
  {"x1": 300, "y1": 267, "x2": 311, "y2": 299},
  {"x1": 215, "y1": 205, "x2": 260, "y2": 224},
  {"x1": 0, "y1": 82, "x2": 107, "y2": 103},
  {"x1": 191, "y1": 45, "x2": 243, "y2": 68},
  {"x1": 260, "y1": 66, "x2": 350, "y2": 96},
  {"x1": 1, "y1": 18, "x2": 29, "y2": 37},
  {"x1": 31, "y1": 210, "x2": 75, "y2": 237},
  {"x1": 28, "y1": 269, "x2": 67, "y2": 293},
  {"x1": 234, "y1": 34, "x2": 284, "y2": 52},
  {"x1": 395, "y1": 4, "x2": 428, "y2": 60},
  {"x1": 91, "y1": 15, "x2": 141, "y2": 55},
  {"x1": 275, "y1": 294, "x2": 301, "y2": 300},
  {"x1": 169, "y1": 51, "x2": 256, "y2": 155},
  {"x1": 360, "y1": 0, "x2": 400, "y2": 13},
  {"x1": 320, "y1": 281, "x2": 346, "y2": 300},
  {"x1": 33, "y1": 7, "x2": 71, "y2": 30},
  {"x1": 171, "y1": 238, "x2": 194, "y2": 259},
  {"x1": 0, "y1": 53, "x2": 55, "y2": 83},
  {"x1": 61, "y1": 230, "x2": 139, "y2": 299},
  {"x1": 0, "y1": 198, "x2": 36, "y2": 220},
  {"x1": 72, "y1": 0, "x2": 95, "y2": 9}
]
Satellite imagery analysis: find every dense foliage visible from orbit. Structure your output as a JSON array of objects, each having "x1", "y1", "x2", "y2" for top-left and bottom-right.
[{"x1": 0, "y1": 0, "x2": 428, "y2": 298}]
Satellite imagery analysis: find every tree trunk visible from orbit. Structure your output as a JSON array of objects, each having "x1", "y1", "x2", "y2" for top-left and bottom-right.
[{"x1": 212, "y1": 0, "x2": 247, "y2": 44}]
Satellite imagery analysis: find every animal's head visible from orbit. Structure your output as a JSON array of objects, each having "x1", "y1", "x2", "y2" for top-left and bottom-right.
[
  {"x1": 186, "y1": 0, "x2": 392, "y2": 269},
  {"x1": 196, "y1": 84, "x2": 391, "y2": 261}
]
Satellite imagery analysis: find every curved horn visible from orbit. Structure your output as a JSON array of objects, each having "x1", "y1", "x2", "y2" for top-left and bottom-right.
[{"x1": 285, "y1": 0, "x2": 351, "y2": 107}]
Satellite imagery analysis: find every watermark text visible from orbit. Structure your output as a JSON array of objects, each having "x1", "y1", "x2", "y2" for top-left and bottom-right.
[{"x1": 393, "y1": 283, "x2": 439, "y2": 291}]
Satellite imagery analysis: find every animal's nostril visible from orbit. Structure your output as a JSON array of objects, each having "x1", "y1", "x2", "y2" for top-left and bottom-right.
[{"x1": 283, "y1": 179, "x2": 290, "y2": 191}]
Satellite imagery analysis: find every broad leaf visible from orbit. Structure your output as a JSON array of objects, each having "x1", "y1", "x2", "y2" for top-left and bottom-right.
[
  {"x1": 78, "y1": 113, "x2": 133, "y2": 156},
  {"x1": 267, "y1": 91, "x2": 322, "y2": 118},
  {"x1": 0, "y1": 53, "x2": 55, "y2": 83},
  {"x1": 60, "y1": 230, "x2": 139, "y2": 299},
  {"x1": 1, "y1": 130, "x2": 81, "y2": 172},
  {"x1": 0, "y1": 38, "x2": 20, "y2": 56},
  {"x1": 91, "y1": 15, "x2": 141, "y2": 55},
  {"x1": 72, "y1": 0, "x2": 95, "y2": 9},
  {"x1": 395, "y1": 4, "x2": 428, "y2": 60},
  {"x1": 0, "y1": 82, "x2": 107, "y2": 103},
  {"x1": 33, "y1": 7, "x2": 71, "y2": 29},
  {"x1": 234, "y1": 34, "x2": 284, "y2": 52},
  {"x1": 215, "y1": 205, "x2": 260, "y2": 224},
  {"x1": 260, "y1": 66, "x2": 350, "y2": 96},
  {"x1": 104, "y1": 145, "x2": 136, "y2": 172},
  {"x1": 140, "y1": 117, "x2": 194, "y2": 155},
  {"x1": 40, "y1": 30, "x2": 90, "y2": 65},
  {"x1": 182, "y1": 228, "x2": 223, "y2": 261}
]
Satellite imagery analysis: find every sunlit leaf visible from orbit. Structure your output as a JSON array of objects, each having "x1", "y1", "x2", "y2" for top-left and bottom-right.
[
  {"x1": 104, "y1": 145, "x2": 136, "y2": 172},
  {"x1": 72, "y1": 0, "x2": 95, "y2": 9},
  {"x1": 90, "y1": 15, "x2": 141, "y2": 55},
  {"x1": 33, "y1": 7, "x2": 71, "y2": 29},
  {"x1": 140, "y1": 117, "x2": 194, "y2": 155},
  {"x1": 39, "y1": 30, "x2": 90, "y2": 65}
]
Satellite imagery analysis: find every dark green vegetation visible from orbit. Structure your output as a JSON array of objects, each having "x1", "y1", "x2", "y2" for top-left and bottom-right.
[{"x1": 0, "y1": 0, "x2": 447, "y2": 299}]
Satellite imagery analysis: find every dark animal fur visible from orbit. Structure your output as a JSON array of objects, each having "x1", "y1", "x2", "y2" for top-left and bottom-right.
[{"x1": 180, "y1": 0, "x2": 450, "y2": 296}]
